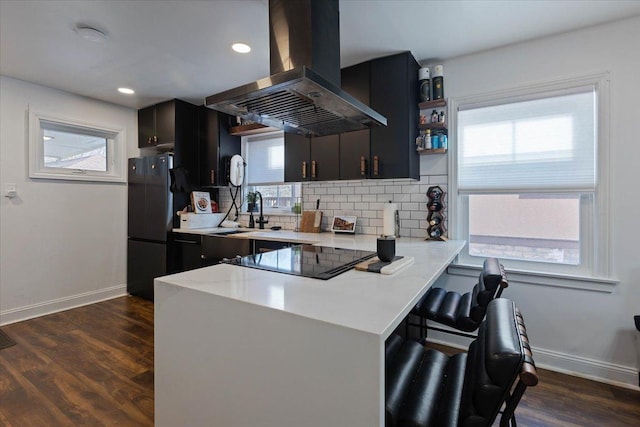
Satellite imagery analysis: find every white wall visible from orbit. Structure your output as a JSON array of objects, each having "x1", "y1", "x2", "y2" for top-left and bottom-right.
[
  {"x1": 431, "y1": 16, "x2": 640, "y2": 388},
  {"x1": 0, "y1": 76, "x2": 138, "y2": 324}
]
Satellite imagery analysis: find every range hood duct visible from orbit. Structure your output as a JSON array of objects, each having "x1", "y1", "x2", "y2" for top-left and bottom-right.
[{"x1": 205, "y1": 0, "x2": 387, "y2": 137}]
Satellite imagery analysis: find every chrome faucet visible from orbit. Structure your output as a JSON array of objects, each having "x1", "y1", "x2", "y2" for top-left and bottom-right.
[{"x1": 255, "y1": 191, "x2": 269, "y2": 229}]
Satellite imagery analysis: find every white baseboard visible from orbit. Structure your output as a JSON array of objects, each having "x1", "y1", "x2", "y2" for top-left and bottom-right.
[
  {"x1": 0, "y1": 284, "x2": 128, "y2": 326},
  {"x1": 426, "y1": 336, "x2": 640, "y2": 391}
]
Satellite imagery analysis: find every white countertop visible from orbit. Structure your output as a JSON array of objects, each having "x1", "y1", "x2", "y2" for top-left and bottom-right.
[{"x1": 157, "y1": 232, "x2": 465, "y2": 338}]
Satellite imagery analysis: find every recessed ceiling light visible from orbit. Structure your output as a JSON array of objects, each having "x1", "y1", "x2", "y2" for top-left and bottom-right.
[
  {"x1": 232, "y1": 43, "x2": 251, "y2": 54},
  {"x1": 118, "y1": 87, "x2": 135, "y2": 95},
  {"x1": 74, "y1": 23, "x2": 108, "y2": 43}
]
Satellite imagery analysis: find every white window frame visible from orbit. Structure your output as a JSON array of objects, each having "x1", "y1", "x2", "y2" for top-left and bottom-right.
[
  {"x1": 448, "y1": 72, "x2": 616, "y2": 289},
  {"x1": 29, "y1": 108, "x2": 126, "y2": 183}
]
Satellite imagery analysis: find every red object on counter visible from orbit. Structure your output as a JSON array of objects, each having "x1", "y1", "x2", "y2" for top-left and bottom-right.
[{"x1": 211, "y1": 200, "x2": 219, "y2": 213}]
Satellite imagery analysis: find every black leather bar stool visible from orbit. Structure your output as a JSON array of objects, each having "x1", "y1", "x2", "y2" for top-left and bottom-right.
[{"x1": 407, "y1": 258, "x2": 509, "y2": 339}]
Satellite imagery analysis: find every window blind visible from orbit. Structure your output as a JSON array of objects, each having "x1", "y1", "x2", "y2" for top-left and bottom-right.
[
  {"x1": 457, "y1": 88, "x2": 596, "y2": 193},
  {"x1": 245, "y1": 133, "x2": 285, "y2": 185}
]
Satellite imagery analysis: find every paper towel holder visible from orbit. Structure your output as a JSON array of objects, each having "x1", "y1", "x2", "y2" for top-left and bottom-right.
[{"x1": 382, "y1": 201, "x2": 400, "y2": 238}]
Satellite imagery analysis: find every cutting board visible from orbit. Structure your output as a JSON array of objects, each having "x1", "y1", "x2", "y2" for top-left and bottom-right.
[
  {"x1": 355, "y1": 256, "x2": 415, "y2": 275},
  {"x1": 300, "y1": 210, "x2": 322, "y2": 233}
]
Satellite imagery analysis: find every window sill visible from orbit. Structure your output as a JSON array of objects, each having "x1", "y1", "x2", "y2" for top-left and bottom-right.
[{"x1": 447, "y1": 263, "x2": 618, "y2": 293}]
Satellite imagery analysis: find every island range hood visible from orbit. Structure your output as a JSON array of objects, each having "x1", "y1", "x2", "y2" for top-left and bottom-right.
[{"x1": 205, "y1": 0, "x2": 387, "y2": 137}]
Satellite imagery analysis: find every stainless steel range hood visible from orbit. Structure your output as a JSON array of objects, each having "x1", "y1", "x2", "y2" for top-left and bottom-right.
[{"x1": 205, "y1": 0, "x2": 387, "y2": 137}]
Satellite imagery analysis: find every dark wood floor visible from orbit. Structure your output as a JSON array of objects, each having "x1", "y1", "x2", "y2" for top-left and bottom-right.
[{"x1": 0, "y1": 296, "x2": 639, "y2": 426}]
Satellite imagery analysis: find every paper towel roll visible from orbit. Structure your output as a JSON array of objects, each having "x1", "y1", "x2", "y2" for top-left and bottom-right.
[{"x1": 383, "y1": 203, "x2": 398, "y2": 237}]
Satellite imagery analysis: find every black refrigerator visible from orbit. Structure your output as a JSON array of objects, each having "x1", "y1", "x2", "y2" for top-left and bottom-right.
[{"x1": 127, "y1": 154, "x2": 182, "y2": 301}]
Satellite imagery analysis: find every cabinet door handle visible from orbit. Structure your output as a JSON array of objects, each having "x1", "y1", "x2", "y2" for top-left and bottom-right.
[
  {"x1": 174, "y1": 239, "x2": 199, "y2": 245},
  {"x1": 153, "y1": 135, "x2": 158, "y2": 143},
  {"x1": 147, "y1": 137, "x2": 152, "y2": 144},
  {"x1": 360, "y1": 156, "x2": 366, "y2": 176},
  {"x1": 210, "y1": 169, "x2": 215, "y2": 185},
  {"x1": 311, "y1": 160, "x2": 317, "y2": 179},
  {"x1": 373, "y1": 156, "x2": 379, "y2": 176},
  {"x1": 302, "y1": 161, "x2": 307, "y2": 179}
]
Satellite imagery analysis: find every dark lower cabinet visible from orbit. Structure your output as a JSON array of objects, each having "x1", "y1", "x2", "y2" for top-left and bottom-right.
[
  {"x1": 253, "y1": 239, "x2": 291, "y2": 253},
  {"x1": 168, "y1": 233, "x2": 202, "y2": 273}
]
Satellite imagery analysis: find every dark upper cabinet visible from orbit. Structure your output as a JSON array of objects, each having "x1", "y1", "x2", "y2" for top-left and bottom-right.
[
  {"x1": 137, "y1": 99, "x2": 199, "y2": 189},
  {"x1": 369, "y1": 52, "x2": 420, "y2": 180},
  {"x1": 310, "y1": 135, "x2": 340, "y2": 181},
  {"x1": 138, "y1": 107, "x2": 156, "y2": 147},
  {"x1": 284, "y1": 52, "x2": 419, "y2": 182},
  {"x1": 138, "y1": 100, "x2": 181, "y2": 148},
  {"x1": 198, "y1": 108, "x2": 241, "y2": 187},
  {"x1": 340, "y1": 61, "x2": 371, "y2": 180},
  {"x1": 339, "y1": 52, "x2": 420, "y2": 180},
  {"x1": 284, "y1": 133, "x2": 311, "y2": 182},
  {"x1": 285, "y1": 133, "x2": 340, "y2": 182}
]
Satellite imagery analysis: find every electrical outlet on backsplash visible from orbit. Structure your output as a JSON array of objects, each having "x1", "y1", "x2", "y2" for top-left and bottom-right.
[{"x1": 218, "y1": 174, "x2": 448, "y2": 238}]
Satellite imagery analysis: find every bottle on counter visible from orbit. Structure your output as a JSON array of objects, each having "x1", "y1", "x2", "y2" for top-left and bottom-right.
[
  {"x1": 432, "y1": 65, "x2": 444, "y2": 100},
  {"x1": 418, "y1": 67, "x2": 430, "y2": 102}
]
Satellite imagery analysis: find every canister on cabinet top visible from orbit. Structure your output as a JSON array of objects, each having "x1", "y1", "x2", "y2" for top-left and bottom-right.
[
  {"x1": 418, "y1": 67, "x2": 430, "y2": 102},
  {"x1": 432, "y1": 65, "x2": 444, "y2": 100}
]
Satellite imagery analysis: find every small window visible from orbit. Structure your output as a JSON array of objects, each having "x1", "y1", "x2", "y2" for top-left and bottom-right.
[
  {"x1": 243, "y1": 131, "x2": 301, "y2": 213},
  {"x1": 29, "y1": 109, "x2": 126, "y2": 182}
]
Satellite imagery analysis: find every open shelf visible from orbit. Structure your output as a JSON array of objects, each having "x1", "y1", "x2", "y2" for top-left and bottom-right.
[
  {"x1": 418, "y1": 99, "x2": 447, "y2": 110},
  {"x1": 419, "y1": 122, "x2": 447, "y2": 131},
  {"x1": 417, "y1": 148, "x2": 447, "y2": 155},
  {"x1": 229, "y1": 123, "x2": 280, "y2": 136}
]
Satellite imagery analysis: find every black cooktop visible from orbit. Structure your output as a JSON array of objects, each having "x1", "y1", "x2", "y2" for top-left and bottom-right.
[{"x1": 224, "y1": 245, "x2": 376, "y2": 280}]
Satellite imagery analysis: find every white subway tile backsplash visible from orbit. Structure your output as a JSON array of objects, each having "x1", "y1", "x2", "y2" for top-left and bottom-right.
[
  {"x1": 401, "y1": 219, "x2": 419, "y2": 228},
  {"x1": 219, "y1": 175, "x2": 451, "y2": 238},
  {"x1": 411, "y1": 193, "x2": 426, "y2": 202},
  {"x1": 411, "y1": 211, "x2": 427, "y2": 220},
  {"x1": 402, "y1": 202, "x2": 419, "y2": 211},
  {"x1": 361, "y1": 210, "x2": 377, "y2": 218},
  {"x1": 340, "y1": 187, "x2": 355, "y2": 195}
]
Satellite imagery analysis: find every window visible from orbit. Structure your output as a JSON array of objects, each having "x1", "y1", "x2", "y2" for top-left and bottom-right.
[
  {"x1": 451, "y1": 74, "x2": 610, "y2": 278},
  {"x1": 29, "y1": 109, "x2": 126, "y2": 182},
  {"x1": 243, "y1": 131, "x2": 301, "y2": 213}
]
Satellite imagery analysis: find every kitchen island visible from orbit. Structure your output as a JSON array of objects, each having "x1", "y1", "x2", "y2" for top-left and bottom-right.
[{"x1": 155, "y1": 232, "x2": 465, "y2": 427}]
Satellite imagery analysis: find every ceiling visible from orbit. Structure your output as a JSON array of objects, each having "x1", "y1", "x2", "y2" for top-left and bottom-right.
[{"x1": 2, "y1": 0, "x2": 639, "y2": 110}]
